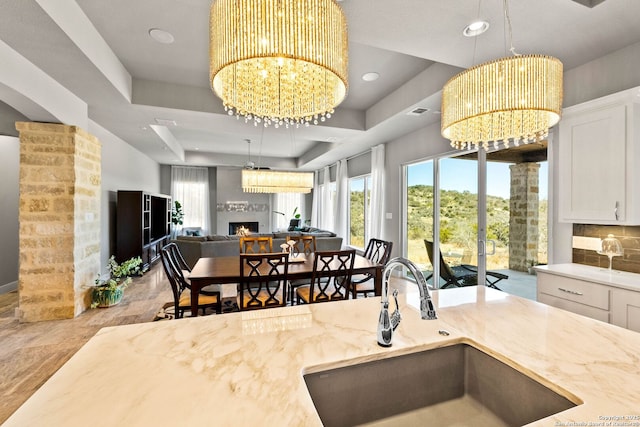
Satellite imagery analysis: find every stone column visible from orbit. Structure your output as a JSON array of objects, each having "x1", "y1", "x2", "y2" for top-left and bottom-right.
[
  {"x1": 16, "y1": 122, "x2": 101, "y2": 322},
  {"x1": 509, "y1": 163, "x2": 540, "y2": 271}
]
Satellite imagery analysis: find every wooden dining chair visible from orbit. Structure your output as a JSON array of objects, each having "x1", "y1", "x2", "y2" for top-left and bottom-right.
[
  {"x1": 239, "y1": 236, "x2": 273, "y2": 254},
  {"x1": 238, "y1": 252, "x2": 289, "y2": 310},
  {"x1": 286, "y1": 235, "x2": 316, "y2": 256},
  {"x1": 164, "y1": 242, "x2": 221, "y2": 296},
  {"x1": 164, "y1": 242, "x2": 191, "y2": 280},
  {"x1": 351, "y1": 239, "x2": 393, "y2": 299},
  {"x1": 296, "y1": 249, "x2": 356, "y2": 304},
  {"x1": 160, "y1": 245, "x2": 221, "y2": 318}
]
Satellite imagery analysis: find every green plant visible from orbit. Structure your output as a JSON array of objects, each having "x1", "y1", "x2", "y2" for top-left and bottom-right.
[
  {"x1": 91, "y1": 256, "x2": 147, "y2": 308},
  {"x1": 172, "y1": 200, "x2": 184, "y2": 226},
  {"x1": 292, "y1": 207, "x2": 300, "y2": 219}
]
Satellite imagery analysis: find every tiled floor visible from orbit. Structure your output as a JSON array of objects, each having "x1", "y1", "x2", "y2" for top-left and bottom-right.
[
  {"x1": 424, "y1": 268, "x2": 538, "y2": 300},
  {"x1": 490, "y1": 269, "x2": 538, "y2": 301},
  {"x1": 0, "y1": 263, "x2": 537, "y2": 423}
]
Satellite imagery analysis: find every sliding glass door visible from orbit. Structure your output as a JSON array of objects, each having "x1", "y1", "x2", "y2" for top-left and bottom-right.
[
  {"x1": 404, "y1": 144, "x2": 548, "y2": 290},
  {"x1": 404, "y1": 160, "x2": 434, "y2": 279},
  {"x1": 439, "y1": 156, "x2": 478, "y2": 272}
]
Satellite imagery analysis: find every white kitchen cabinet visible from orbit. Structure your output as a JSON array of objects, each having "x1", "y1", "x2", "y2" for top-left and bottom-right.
[
  {"x1": 537, "y1": 271, "x2": 611, "y2": 323},
  {"x1": 558, "y1": 87, "x2": 640, "y2": 224},
  {"x1": 611, "y1": 288, "x2": 640, "y2": 333},
  {"x1": 536, "y1": 264, "x2": 640, "y2": 332}
]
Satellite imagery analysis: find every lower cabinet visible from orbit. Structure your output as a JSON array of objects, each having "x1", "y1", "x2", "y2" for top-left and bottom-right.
[
  {"x1": 611, "y1": 288, "x2": 640, "y2": 333},
  {"x1": 537, "y1": 272, "x2": 610, "y2": 323},
  {"x1": 538, "y1": 271, "x2": 640, "y2": 332}
]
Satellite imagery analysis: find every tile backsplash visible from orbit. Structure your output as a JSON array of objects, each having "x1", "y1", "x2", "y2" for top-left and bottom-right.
[{"x1": 573, "y1": 224, "x2": 640, "y2": 274}]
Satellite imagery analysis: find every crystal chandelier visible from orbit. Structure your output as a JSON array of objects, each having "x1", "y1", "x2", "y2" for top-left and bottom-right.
[
  {"x1": 242, "y1": 169, "x2": 314, "y2": 193},
  {"x1": 209, "y1": 0, "x2": 348, "y2": 128},
  {"x1": 441, "y1": 1, "x2": 563, "y2": 151}
]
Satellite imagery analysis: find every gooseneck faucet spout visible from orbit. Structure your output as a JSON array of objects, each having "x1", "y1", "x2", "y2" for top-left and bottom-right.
[{"x1": 377, "y1": 257, "x2": 437, "y2": 347}]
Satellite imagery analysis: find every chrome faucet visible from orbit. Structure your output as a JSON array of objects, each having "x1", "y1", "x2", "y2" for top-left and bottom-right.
[{"x1": 377, "y1": 257, "x2": 437, "y2": 347}]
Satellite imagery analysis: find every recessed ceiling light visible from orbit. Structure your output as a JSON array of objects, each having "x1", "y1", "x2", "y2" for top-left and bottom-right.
[
  {"x1": 362, "y1": 72, "x2": 379, "y2": 82},
  {"x1": 463, "y1": 20, "x2": 489, "y2": 37},
  {"x1": 149, "y1": 28, "x2": 175, "y2": 44}
]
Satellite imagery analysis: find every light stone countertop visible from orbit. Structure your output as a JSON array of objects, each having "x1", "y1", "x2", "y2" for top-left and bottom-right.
[
  {"x1": 535, "y1": 263, "x2": 640, "y2": 292},
  {"x1": 3, "y1": 286, "x2": 640, "y2": 426}
]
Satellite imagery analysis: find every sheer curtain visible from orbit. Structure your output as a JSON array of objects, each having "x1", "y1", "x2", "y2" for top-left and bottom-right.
[
  {"x1": 367, "y1": 144, "x2": 385, "y2": 239},
  {"x1": 333, "y1": 159, "x2": 349, "y2": 239},
  {"x1": 319, "y1": 165, "x2": 333, "y2": 231},
  {"x1": 310, "y1": 171, "x2": 319, "y2": 227},
  {"x1": 171, "y1": 166, "x2": 210, "y2": 233},
  {"x1": 272, "y1": 192, "x2": 304, "y2": 231}
]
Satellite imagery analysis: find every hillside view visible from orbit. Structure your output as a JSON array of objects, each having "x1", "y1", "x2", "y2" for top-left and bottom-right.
[{"x1": 350, "y1": 184, "x2": 548, "y2": 271}]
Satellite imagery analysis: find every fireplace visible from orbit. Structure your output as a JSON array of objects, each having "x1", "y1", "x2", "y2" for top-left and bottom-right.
[{"x1": 229, "y1": 221, "x2": 259, "y2": 235}]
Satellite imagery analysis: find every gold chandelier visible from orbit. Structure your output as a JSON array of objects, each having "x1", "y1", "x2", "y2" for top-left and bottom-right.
[
  {"x1": 209, "y1": 0, "x2": 348, "y2": 128},
  {"x1": 441, "y1": 0, "x2": 563, "y2": 151},
  {"x1": 242, "y1": 169, "x2": 314, "y2": 193}
]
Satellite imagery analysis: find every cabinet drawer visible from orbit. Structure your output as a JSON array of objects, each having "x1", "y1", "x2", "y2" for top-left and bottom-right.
[
  {"x1": 538, "y1": 294, "x2": 610, "y2": 323},
  {"x1": 537, "y1": 274, "x2": 610, "y2": 310}
]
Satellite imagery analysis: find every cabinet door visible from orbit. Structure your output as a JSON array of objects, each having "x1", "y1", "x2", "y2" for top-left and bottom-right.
[
  {"x1": 559, "y1": 104, "x2": 626, "y2": 223},
  {"x1": 611, "y1": 288, "x2": 640, "y2": 333}
]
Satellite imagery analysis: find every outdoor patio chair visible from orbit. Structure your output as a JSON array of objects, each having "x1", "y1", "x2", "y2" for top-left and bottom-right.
[{"x1": 423, "y1": 240, "x2": 507, "y2": 290}]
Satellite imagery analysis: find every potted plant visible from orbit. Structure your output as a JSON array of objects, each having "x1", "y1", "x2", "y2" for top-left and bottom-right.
[
  {"x1": 171, "y1": 200, "x2": 184, "y2": 238},
  {"x1": 91, "y1": 256, "x2": 147, "y2": 308},
  {"x1": 289, "y1": 207, "x2": 301, "y2": 230}
]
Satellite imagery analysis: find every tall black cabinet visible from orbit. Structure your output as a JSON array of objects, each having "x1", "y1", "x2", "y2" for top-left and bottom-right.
[{"x1": 116, "y1": 191, "x2": 171, "y2": 268}]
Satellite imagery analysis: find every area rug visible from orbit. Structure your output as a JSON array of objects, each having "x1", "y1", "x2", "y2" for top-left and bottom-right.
[{"x1": 153, "y1": 297, "x2": 239, "y2": 321}]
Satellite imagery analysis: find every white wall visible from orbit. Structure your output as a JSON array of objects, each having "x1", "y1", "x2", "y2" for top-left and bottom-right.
[
  {"x1": 216, "y1": 168, "x2": 271, "y2": 235},
  {"x1": 0, "y1": 136, "x2": 19, "y2": 292},
  {"x1": 90, "y1": 121, "x2": 161, "y2": 275}
]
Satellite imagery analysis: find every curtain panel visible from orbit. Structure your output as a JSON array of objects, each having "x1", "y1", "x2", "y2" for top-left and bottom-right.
[{"x1": 171, "y1": 166, "x2": 211, "y2": 234}]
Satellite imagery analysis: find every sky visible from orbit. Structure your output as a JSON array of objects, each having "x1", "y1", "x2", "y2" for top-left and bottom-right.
[{"x1": 406, "y1": 159, "x2": 548, "y2": 200}]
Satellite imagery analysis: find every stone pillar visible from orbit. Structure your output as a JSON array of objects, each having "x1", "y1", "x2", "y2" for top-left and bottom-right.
[
  {"x1": 16, "y1": 122, "x2": 101, "y2": 322},
  {"x1": 509, "y1": 163, "x2": 540, "y2": 271}
]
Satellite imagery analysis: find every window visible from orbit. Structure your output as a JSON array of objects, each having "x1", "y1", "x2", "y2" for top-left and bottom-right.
[
  {"x1": 404, "y1": 161, "x2": 434, "y2": 271},
  {"x1": 349, "y1": 175, "x2": 371, "y2": 249},
  {"x1": 171, "y1": 166, "x2": 210, "y2": 233},
  {"x1": 273, "y1": 192, "x2": 305, "y2": 231}
]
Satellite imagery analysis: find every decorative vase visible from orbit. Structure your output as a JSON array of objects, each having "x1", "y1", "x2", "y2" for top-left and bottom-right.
[{"x1": 92, "y1": 286, "x2": 124, "y2": 308}]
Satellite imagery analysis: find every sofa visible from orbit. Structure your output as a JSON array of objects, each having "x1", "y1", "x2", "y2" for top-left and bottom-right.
[{"x1": 172, "y1": 228, "x2": 343, "y2": 268}]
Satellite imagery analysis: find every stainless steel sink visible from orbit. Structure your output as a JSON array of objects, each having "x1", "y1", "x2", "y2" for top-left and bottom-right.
[{"x1": 303, "y1": 343, "x2": 579, "y2": 427}]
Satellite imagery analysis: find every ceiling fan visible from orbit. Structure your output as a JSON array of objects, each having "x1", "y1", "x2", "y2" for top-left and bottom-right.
[{"x1": 243, "y1": 139, "x2": 270, "y2": 170}]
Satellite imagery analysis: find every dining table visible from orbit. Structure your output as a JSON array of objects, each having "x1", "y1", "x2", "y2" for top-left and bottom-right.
[{"x1": 188, "y1": 253, "x2": 384, "y2": 316}]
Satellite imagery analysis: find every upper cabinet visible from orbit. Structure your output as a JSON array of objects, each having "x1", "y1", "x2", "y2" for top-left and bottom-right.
[{"x1": 559, "y1": 87, "x2": 640, "y2": 224}]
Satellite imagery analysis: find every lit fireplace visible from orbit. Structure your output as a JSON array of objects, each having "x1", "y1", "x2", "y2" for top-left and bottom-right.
[{"x1": 229, "y1": 221, "x2": 259, "y2": 235}]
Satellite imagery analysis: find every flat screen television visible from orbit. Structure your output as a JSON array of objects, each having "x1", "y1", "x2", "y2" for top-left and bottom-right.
[{"x1": 150, "y1": 196, "x2": 169, "y2": 241}]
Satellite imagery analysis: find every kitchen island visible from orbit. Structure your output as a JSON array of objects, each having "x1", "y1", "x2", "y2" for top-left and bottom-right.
[{"x1": 3, "y1": 286, "x2": 640, "y2": 426}]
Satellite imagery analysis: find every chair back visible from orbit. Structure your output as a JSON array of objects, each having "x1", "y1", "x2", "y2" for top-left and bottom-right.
[
  {"x1": 363, "y1": 238, "x2": 393, "y2": 265},
  {"x1": 239, "y1": 252, "x2": 289, "y2": 310},
  {"x1": 165, "y1": 242, "x2": 191, "y2": 271},
  {"x1": 164, "y1": 242, "x2": 191, "y2": 281},
  {"x1": 240, "y1": 236, "x2": 273, "y2": 253},
  {"x1": 286, "y1": 235, "x2": 316, "y2": 256},
  {"x1": 309, "y1": 249, "x2": 356, "y2": 303},
  {"x1": 160, "y1": 244, "x2": 187, "y2": 317},
  {"x1": 424, "y1": 240, "x2": 458, "y2": 281}
]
